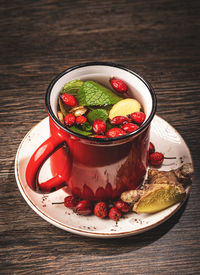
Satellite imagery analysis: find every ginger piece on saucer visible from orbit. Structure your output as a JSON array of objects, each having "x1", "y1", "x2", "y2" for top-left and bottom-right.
[
  {"x1": 121, "y1": 189, "x2": 145, "y2": 204},
  {"x1": 121, "y1": 163, "x2": 193, "y2": 214},
  {"x1": 132, "y1": 183, "x2": 186, "y2": 213},
  {"x1": 148, "y1": 163, "x2": 193, "y2": 188}
]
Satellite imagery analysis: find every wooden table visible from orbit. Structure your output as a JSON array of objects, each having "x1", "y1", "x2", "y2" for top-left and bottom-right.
[{"x1": 1, "y1": 1, "x2": 200, "y2": 274}]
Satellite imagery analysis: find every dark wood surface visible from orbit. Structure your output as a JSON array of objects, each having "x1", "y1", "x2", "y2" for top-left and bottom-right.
[{"x1": 1, "y1": 0, "x2": 200, "y2": 274}]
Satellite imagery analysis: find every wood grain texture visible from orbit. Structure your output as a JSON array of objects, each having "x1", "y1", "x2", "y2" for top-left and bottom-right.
[{"x1": 0, "y1": 0, "x2": 200, "y2": 274}]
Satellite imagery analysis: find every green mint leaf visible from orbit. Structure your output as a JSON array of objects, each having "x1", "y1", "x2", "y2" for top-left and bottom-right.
[
  {"x1": 60, "y1": 80, "x2": 83, "y2": 95},
  {"x1": 69, "y1": 126, "x2": 92, "y2": 136},
  {"x1": 80, "y1": 122, "x2": 93, "y2": 132},
  {"x1": 77, "y1": 81, "x2": 122, "y2": 106},
  {"x1": 87, "y1": 109, "x2": 108, "y2": 123}
]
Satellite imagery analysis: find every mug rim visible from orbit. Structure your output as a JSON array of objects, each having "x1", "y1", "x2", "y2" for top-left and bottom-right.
[{"x1": 45, "y1": 61, "x2": 157, "y2": 143}]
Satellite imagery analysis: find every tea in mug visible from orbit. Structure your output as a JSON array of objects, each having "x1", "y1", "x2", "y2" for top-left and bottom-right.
[{"x1": 57, "y1": 78, "x2": 146, "y2": 138}]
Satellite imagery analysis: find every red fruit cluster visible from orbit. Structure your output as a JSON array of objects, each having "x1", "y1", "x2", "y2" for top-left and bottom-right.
[
  {"x1": 93, "y1": 112, "x2": 146, "y2": 139},
  {"x1": 93, "y1": 114, "x2": 145, "y2": 138},
  {"x1": 62, "y1": 195, "x2": 131, "y2": 223},
  {"x1": 63, "y1": 195, "x2": 93, "y2": 215},
  {"x1": 108, "y1": 200, "x2": 131, "y2": 222},
  {"x1": 60, "y1": 79, "x2": 146, "y2": 139},
  {"x1": 61, "y1": 93, "x2": 88, "y2": 127},
  {"x1": 105, "y1": 111, "x2": 145, "y2": 138},
  {"x1": 64, "y1": 113, "x2": 87, "y2": 127},
  {"x1": 64, "y1": 113, "x2": 88, "y2": 127}
]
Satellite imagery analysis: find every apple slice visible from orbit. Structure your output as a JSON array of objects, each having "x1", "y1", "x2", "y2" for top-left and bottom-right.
[{"x1": 108, "y1": 98, "x2": 141, "y2": 120}]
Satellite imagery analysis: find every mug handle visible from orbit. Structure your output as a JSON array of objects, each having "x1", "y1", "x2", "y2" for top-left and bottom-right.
[{"x1": 25, "y1": 133, "x2": 67, "y2": 193}]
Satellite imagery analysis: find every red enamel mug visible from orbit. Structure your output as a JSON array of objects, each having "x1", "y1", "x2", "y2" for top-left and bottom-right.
[{"x1": 26, "y1": 62, "x2": 156, "y2": 201}]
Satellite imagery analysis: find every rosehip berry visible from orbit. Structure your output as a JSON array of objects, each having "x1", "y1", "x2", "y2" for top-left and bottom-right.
[
  {"x1": 130, "y1": 112, "x2": 146, "y2": 124},
  {"x1": 94, "y1": 202, "x2": 108, "y2": 218},
  {"x1": 149, "y1": 142, "x2": 155, "y2": 154},
  {"x1": 149, "y1": 152, "x2": 164, "y2": 166},
  {"x1": 94, "y1": 135, "x2": 107, "y2": 138},
  {"x1": 64, "y1": 196, "x2": 79, "y2": 209},
  {"x1": 110, "y1": 78, "x2": 128, "y2": 93},
  {"x1": 75, "y1": 200, "x2": 92, "y2": 215},
  {"x1": 121, "y1": 123, "x2": 139, "y2": 133},
  {"x1": 93, "y1": 119, "x2": 107, "y2": 134},
  {"x1": 108, "y1": 207, "x2": 122, "y2": 222},
  {"x1": 76, "y1": 115, "x2": 87, "y2": 125},
  {"x1": 61, "y1": 93, "x2": 78, "y2": 107},
  {"x1": 114, "y1": 200, "x2": 131, "y2": 213},
  {"x1": 111, "y1": 116, "x2": 130, "y2": 125},
  {"x1": 106, "y1": 128, "x2": 126, "y2": 138},
  {"x1": 64, "y1": 113, "x2": 76, "y2": 126}
]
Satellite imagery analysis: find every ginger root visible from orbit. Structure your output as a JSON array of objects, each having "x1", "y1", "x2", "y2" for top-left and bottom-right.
[
  {"x1": 132, "y1": 183, "x2": 185, "y2": 213},
  {"x1": 121, "y1": 163, "x2": 193, "y2": 214},
  {"x1": 148, "y1": 163, "x2": 193, "y2": 188},
  {"x1": 121, "y1": 189, "x2": 145, "y2": 204}
]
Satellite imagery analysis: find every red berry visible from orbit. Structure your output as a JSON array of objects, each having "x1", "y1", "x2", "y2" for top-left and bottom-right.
[
  {"x1": 110, "y1": 78, "x2": 128, "y2": 93},
  {"x1": 121, "y1": 123, "x2": 139, "y2": 133},
  {"x1": 94, "y1": 202, "x2": 108, "y2": 218},
  {"x1": 130, "y1": 112, "x2": 146, "y2": 124},
  {"x1": 64, "y1": 196, "x2": 79, "y2": 209},
  {"x1": 76, "y1": 115, "x2": 87, "y2": 125},
  {"x1": 93, "y1": 119, "x2": 107, "y2": 134},
  {"x1": 106, "y1": 128, "x2": 126, "y2": 138},
  {"x1": 149, "y1": 142, "x2": 155, "y2": 154},
  {"x1": 75, "y1": 200, "x2": 92, "y2": 215},
  {"x1": 114, "y1": 200, "x2": 130, "y2": 213},
  {"x1": 108, "y1": 207, "x2": 122, "y2": 222},
  {"x1": 111, "y1": 116, "x2": 130, "y2": 125},
  {"x1": 61, "y1": 93, "x2": 78, "y2": 107},
  {"x1": 149, "y1": 152, "x2": 164, "y2": 166},
  {"x1": 64, "y1": 113, "x2": 76, "y2": 126},
  {"x1": 94, "y1": 135, "x2": 107, "y2": 138}
]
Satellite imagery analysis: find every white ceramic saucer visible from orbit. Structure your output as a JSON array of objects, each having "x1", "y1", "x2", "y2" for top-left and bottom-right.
[{"x1": 15, "y1": 115, "x2": 193, "y2": 238}]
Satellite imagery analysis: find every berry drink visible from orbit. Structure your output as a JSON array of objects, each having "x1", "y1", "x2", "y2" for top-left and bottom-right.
[
  {"x1": 51, "y1": 77, "x2": 148, "y2": 201},
  {"x1": 57, "y1": 79, "x2": 146, "y2": 139},
  {"x1": 26, "y1": 63, "x2": 156, "y2": 202}
]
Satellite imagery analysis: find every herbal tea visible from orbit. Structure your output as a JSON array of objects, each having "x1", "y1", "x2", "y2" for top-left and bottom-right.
[
  {"x1": 26, "y1": 63, "x2": 155, "y2": 202},
  {"x1": 57, "y1": 78, "x2": 146, "y2": 138}
]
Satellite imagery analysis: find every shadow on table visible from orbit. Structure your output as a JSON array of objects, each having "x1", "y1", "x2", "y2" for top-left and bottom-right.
[{"x1": 72, "y1": 199, "x2": 188, "y2": 256}]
